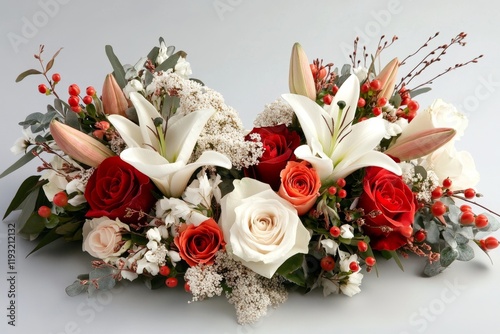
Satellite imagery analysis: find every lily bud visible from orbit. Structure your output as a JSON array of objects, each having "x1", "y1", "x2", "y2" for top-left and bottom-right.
[
  {"x1": 50, "y1": 120, "x2": 114, "y2": 167},
  {"x1": 385, "y1": 127, "x2": 456, "y2": 161},
  {"x1": 374, "y1": 58, "x2": 399, "y2": 101},
  {"x1": 289, "y1": 43, "x2": 316, "y2": 100},
  {"x1": 102, "y1": 74, "x2": 128, "y2": 116}
]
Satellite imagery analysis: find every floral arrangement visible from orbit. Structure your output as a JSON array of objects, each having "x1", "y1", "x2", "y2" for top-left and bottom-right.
[{"x1": 3, "y1": 33, "x2": 499, "y2": 324}]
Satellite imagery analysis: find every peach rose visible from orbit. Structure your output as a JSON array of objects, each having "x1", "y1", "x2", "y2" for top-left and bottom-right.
[
  {"x1": 174, "y1": 218, "x2": 225, "y2": 267},
  {"x1": 278, "y1": 161, "x2": 321, "y2": 215},
  {"x1": 82, "y1": 217, "x2": 130, "y2": 259}
]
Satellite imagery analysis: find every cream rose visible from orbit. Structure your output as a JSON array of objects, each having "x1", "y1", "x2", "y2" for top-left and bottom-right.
[
  {"x1": 219, "y1": 178, "x2": 311, "y2": 278},
  {"x1": 398, "y1": 99, "x2": 468, "y2": 142},
  {"x1": 82, "y1": 217, "x2": 131, "y2": 259}
]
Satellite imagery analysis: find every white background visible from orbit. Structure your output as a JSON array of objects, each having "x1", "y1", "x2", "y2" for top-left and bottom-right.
[{"x1": 1, "y1": 1, "x2": 500, "y2": 333}]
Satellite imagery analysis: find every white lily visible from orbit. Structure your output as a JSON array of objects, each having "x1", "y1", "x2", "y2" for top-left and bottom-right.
[
  {"x1": 282, "y1": 75, "x2": 401, "y2": 183},
  {"x1": 108, "y1": 92, "x2": 231, "y2": 197}
]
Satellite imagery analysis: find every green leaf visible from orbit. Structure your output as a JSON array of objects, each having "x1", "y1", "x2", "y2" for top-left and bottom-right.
[
  {"x1": 388, "y1": 250, "x2": 404, "y2": 271},
  {"x1": 155, "y1": 50, "x2": 186, "y2": 73},
  {"x1": 55, "y1": 221, "x2": 82, "y2": 236},
  {"x1": 413, "y1": 165, "x2": 427, "y2": 180},
  {"x1": 442, "y1": 230, "x2": 457, "y2": 249},
  {"x1": 45, "y1": 48, "x2": 62, "y2": 73},
  {"x1": 15, "y1": 69, "x2": 42, "y2": 82},
  {"x1": 456, "y1": 243, "x2": 475, "y2": 261},
  {"x1": 161, "y1": 95, "x2": 179, "y2": 120},
  {"x1": 45, "y1": 215, "x2": 59, "y2": 229},
  {"x1": 66, "y1": 280, "x2": 88, "y2": 297},
  {"x1": 0, "y1": 147, "x2": 41, "y2": 180},
  {"x1": 277, "y1": 254, "x2": 306, "y2": 287},
  {"x1": 440, "y1": 246, "x2": 458, "y2": 267},
  {"x1": 423, "y1": 260, "x2": 445, "y2": 277},
  {"x1": 147, "y1": 46, "x2": 160, "y2": 63},
  {"x1": 26, "y1": 228, "x2": 62, "y2": 256},
  {"x1": 409, "y1": 87, "x2": 432, "y2": 98},
  {"x1": 3, "y1": 175, "x2": 41, "y2": 218},
  {"x1": 105, "y1": 45, "x2": 126, "y2": 88},
  {"x1": 19, "y1": 213, "x2": 46, "y2": 235}
]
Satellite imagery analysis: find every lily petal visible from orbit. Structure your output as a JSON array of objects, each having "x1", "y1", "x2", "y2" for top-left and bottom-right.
[
  {"x1": 129, "y1": 92, "x2": 162, "y2": 151},
  {"x1": 294, "y1": 142, "x2": 333, "y2": 180},
  {"x1": 107, "y1": 115, "x2": 143, "y2": 148}
]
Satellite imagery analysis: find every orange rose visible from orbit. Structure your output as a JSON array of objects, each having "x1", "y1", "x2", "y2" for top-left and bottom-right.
[
  {"x1": 278, "y1": 161, "x2": 321, "y2": 215},
  {"x1": 174, "y1": 218, "x2": 225, "y2": 267}
]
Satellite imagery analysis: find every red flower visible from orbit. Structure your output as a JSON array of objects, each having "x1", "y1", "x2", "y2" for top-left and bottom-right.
[
  {"x1": 84, "y1": 156, "x2": 157, "y2": 224},
  {"x1": 244, "y1": 124, "x2": 301, "y2": 190},
  {"x1": 174, "y1": 218, "x2": 225, "y2": 267},
  {"x1": 358, "y1": 167, "x2": 416, "y2": 251}
]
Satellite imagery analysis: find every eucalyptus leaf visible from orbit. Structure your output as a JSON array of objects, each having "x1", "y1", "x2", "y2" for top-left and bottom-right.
[
  {"x1": 457, "y1": 227, "x2": 474, "y2": 241},
  {"x1": 440, "y1": 246, "x2": 458, "y2": 267},
  {"x1": 442, "y1": 230, "x2": 457, "y2": 249},
  {"x1": 65, "y1": 108, "x2": 80, "y2": 129},
  {"x1": 409, "y1": 87, "x2": 432, "y2": 98},
  {"x1": 456, "y1": 243, "x2": 475, "y2": 261},
  {"x1": 15, "y1": 69, "x2": 42, "y2": 82},
  {"x1": 155, "y1": 50, "x2": 186, "y2": 73},
  {"x1": 423, "y1": 260, "x2": 445, "y2": 277},
  {"x1": 423, "y1": 220, "x2": 440, "y2": 244},
  {"x1": 65, "y1": 280, "x2": 88, "y2": 297},
  {"x1": 147, "y1": 46, "x2": 160, "y2": 63},
  {"x1": 413, "y1": 165, "x2": 427, "y2": 180},
  {"x1": 105, "y1": 45, "x2": 126, "y2": 88},
  {"x1": 46, "y1": 48, "x2": 62, "y2": 73},
  {"x1": 340, "y1": 64, "x2": 351, "y2": 76}
]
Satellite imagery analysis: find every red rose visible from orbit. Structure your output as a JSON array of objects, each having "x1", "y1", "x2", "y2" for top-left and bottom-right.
[
  {"x1": 84, "y1": 156, "x2": 157, "y2": 224},
  {"x1": 244, "y1": 124, "x2": 301, "y2": 190},
  {"x1": 174, "y1": 218, "x2": 225, "y2": 267},
  {"x1": 357, "y1": 167, "x2": 416, "y2": 251}
]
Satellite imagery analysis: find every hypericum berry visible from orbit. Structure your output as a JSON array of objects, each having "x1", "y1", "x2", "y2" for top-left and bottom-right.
[
  {"x1": 431, "y1": 186, "x2": 443, "y2": 199},
  {"x1": 337, "y1": 189, "x2": 347, "y2": 199},
  {"x1": 431, "y1": 201, "x2": 447, "y2": 216},
  {"x1": 86, "y1": 86, "x2": 96, "y2": 96},
  {"x1": 484, "y1": 236, "x2": 499, "y2": 250},
  {"x1": 475, "y1": 214, "x2": 489, "y2": 229},
  {"x1": 460, "y1": 204, "x2": 472, "y2": 212},
  {"x1": 165, "y1": 277, "x2": 178, "y2": 288},
  {"x1": 442, "y1": 178, "x2": 452, "y2": 188},
  {"x1": 460, "y1": 211, "x2": 475, "y2": 225},
  {"x1": 357, "y1": 241, "x2": 368, "y2": 253},
  {"x1": 407, "y1": 100, "x2": 419, "y2": 112},
  {"x1": 38, "y1": 84, "x2": 48, "y2": 94},
  {"x1": 68, "y1": 84, "x2": 80, "y2": 96},
  {"x1": 370, "y1": 79, "x2": 381, "y2": 91},
  {"x1": 365, "y1": 256, "x2": 376, "y2": 267},
  {"x1": 320, "y1": 256, "x2": 335, "y2": 271},
  {"x1": 401, "y1": 97, "x2": 411, "y2": 106},
  {"x1": 159, "y1": 265, "x2": 171, "y2": 276},
  {"x1": 51, "y1": 73, "x2": 61, "y2": 83},
  {"x1": 377, "y1": 97, "x2": 388, "y2": 107},
  {"x1": 464, "y1": 188, "x2": 476, "y2": 199},
  {"x1": 71, "y1": 106, "x2": 82, "y2": 113},
  {"x1": 37, "y1": 205, "x2": 51, "y2": 218},
  {"x1": 68, "y1": 95, "x2": 80, "y2": 107},
  {"x1": 328, "y1": 186, "x2": 337, "y2": 196},
  {"x1": 53, "y1": 191, "x2": 68, "y2": 207},
  {"x1": 357, "y1": 97, "x2": 366, "y2": 108},
  {"x1": 331, "y1": 85, "x2": 339, "y2": 95},
  {"x1": 336, "y1": 178, "x2": 346, "y2": 188},
  {"x1": 372, "y1": 106, "x2": 382, "y2": 116},
  {"x1": 323, "y1": 94, "x2": 333, "y2": 105},
  {"x1": 184, "y1": 282, "x2": 191, "y2": 292},
  {"x1": 349, "y1": 261, "x2": 360, "y2": 272},
  {"x1": 83, "y1": 95, "x2": 93, "y2": 105},
  {"x1": 414, "y1": 230, "x2": 427, "y2": 243},
  {"x1": 330, "y1": 226, "x2": 341, "y2": 238},
  {"x1": 361, "y1": 82, "x2": 370, "y2": 93}
]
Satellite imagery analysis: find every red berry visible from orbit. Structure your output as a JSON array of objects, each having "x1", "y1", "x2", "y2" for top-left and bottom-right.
[
  {"x1": 68, "y1": 95, "x2": 80, "y2": 107},
  {"x1": 330, "y1": 226, "x2": 341, "y2": 238},
  {"x1": 358, "y1": 117, "x2": 368, "y2": 122},
  {"x1": 328, "y1": 186, "x2": 337, "y2": 196},
  {"x1": 475, "y1": 214, "x2": 489, "y2": 229},
  {"x1": 361, "y1": 82, "x2": 370, "y2": 93},
  {"x1": 349, "y1": 261, "x2": 360, "y2": 272},
  {"x1": 431, "y1": 186, "x2": 443, "y2": 199},
  {"x1": 407, "y1": 100, "x2": 419, "y2": 112},
  {"x1": 357, "y1": 98, "x2": 366, "y2": 108},
  {"x1": 464, "y1": 188, "x2": 476, "y2": 199},
  {"x1": 83, "y1": 95, "x2": 93, "y2": 105},
  {"x1": 357, "y1": 241, "x2": 368, "y2": 253},
  {"x1": 323, "y1": 94, "x2": 333, "y2": 105},
  {"x1": 414, "y1": 230, "x2": 427, "y2": 243},
  {"x1": 460, "y1": 205, "x2": 472, "y2": 212},
  {"x1": 370, "y1": 80, "x2": 382, "y2": 91},
  {"x1": 401, "y1": 97, "x2": 411, "y2": 106},
  {"x1": 71, "y1": 106, "x2": 82, "y2": 113},
  {"x1": 336, "y1": 178, "x2": 346, "y2": 188},
  {"x1": 377, "y1": 97, "x2": 388, "y2": 107},
  {"x1": 372, "y1": 106, "x2": 382, "y2": 116},
  {"x1": 320, "y1": 256, "x2": 335, "y2": 271},
  {"x1": 442, "y1": 178, "x2": 452, "y2": 189},
  {"x1": 460, "y1": 211, "x2": 475, "y2": 225},
  {"x1": 68, "y1": 84, "x2": 80, "y2": 96},
  {"x1": 184, "y1": 282, "x2": 191, "y2": 292},
  {"x1": 331, "y1": 85, "x2": 339, "y2": 95},
  {"x1": 165, "y1": 277, "x2": 178, "y2": 288},
  {"x1": 38, "y1": 84, "x2": 48, "y2": 94},
  {"x1": 337, "y1": 189, "x2": 347, "y2": 199},
  {"x1": 53, "y1": 192, "x2": 68, "y2": 207},
  {"x1": 159, "y1": 265, "x2": 171, "y2": 276},
  {"x1": 86, "y1": 86, "x2": 96, "y2": 96},
  {"x1": 52, "y1": 73, "x2": 61, "y2": 83},
  {"x1": 365, "y1": 256, "x2": 376, "y2": 267},
  {"x1": 431, "y1": 201, "x2": 446, "y2": 216},
  {"x1": 37, "y1": 205, "x2": 51, "y2": 218},
  {"x1": 484, "y1": 236, "x2": 499, "y2": 250}
]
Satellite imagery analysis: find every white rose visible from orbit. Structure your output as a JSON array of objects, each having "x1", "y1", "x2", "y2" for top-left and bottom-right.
[
  {"x1": 420, "y1": 141, "x2": 480, "y2": 190},
  {"x1": 82, "y1": 217, "x2": 131, "y2": 259},
  {"x1": 398, "y1": 99, "x2": 468, "y2": 142},
  {"x1": 219, "y1": 178, "x2": 311, "y2": 278}
]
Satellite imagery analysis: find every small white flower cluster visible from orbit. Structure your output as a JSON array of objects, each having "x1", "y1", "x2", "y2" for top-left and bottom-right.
[
  {"x1": 400, "y1": 162, "x2": 439, "y2": 202},
  {"x1": 253, "y1": 98, "x2": 295, "y2": 127}
]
